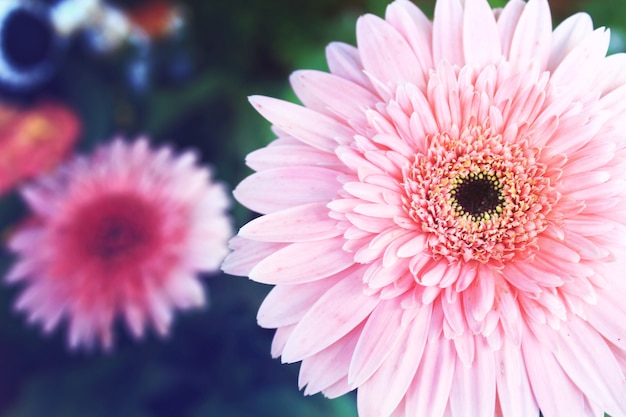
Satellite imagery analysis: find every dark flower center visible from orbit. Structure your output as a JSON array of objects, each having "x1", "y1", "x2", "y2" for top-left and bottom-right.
[
  {"x1": 451, "y1": 172, "x2": 502, "y2": 218},
  {"x1": 93, "y1": 215, "x2": 150, "y2": 258},
  {"x1": 69, "y1": 193, "x2": 162, "y2": 266},
  {"x1": 2, "y1": 8, "x2": 54, "y2": 70}
]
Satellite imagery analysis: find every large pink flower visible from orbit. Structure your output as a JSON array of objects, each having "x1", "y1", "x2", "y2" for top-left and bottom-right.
[
  {"x1": 7, "y1": 138, "x2": 232, "y2": 349},
  {"x1": 223, "y1": 0, "x2": 626, "y2": 416}
]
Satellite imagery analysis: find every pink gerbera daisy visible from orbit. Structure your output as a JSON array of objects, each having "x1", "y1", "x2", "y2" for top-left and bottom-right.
[
  {"x1": 7, "y1": 138, "x2": 232, "y2": 349},
  {"x1": 223, "y1": 0, "x2": 626, "y2": 416}
]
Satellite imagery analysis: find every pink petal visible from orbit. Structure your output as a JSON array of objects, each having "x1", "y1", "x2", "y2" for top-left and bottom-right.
[
  {"x1": 238, "y1": 202, "x2": 341, "y2": 242},
  {"x1": 322, "y1": 377, "x2": 353, "y2": 399},
  {"x1": 245, "y1": 143, "x2": 345, "y2": 172},
  {"x1": 536, "y1": 235, "x2": 581, "y2": 263},
  {"x1": 233, "y1": 166, "x2": 341, "y2": 214},
  {"x1": 348, "y1": 299, "x2": 407, "y2": 387},
  {"x1": 356, "y1": 14, "x2": 424, "y2": 95},
  {"x1": 325, "y1": 41, "x2": 373, "y2": 90},
  {"x1": 550, "y1": 28, "x2": 611, "y2": 99},
  {"x1": 442, "y1": 292, "x2": 466, "y2": 336},
  {"x1": 432, "y1": 0, "x2": 464, "y2": 66},
  {"x1": 554, "y1": 317, "x2": 626, "y2": 416},
  {"x1": 585, "y1": 288, "x2": 626, "y2": 351},
  {"x1": 463, "y1": 0, "x2": 501, "y2": 67},
  {"x1": 495, "y1": 340, "x2": 539, "y2": 417},
  {"x1": 522, "y1": 330, "x2": 585, "y2": 417},
  {"x1": 561, "y1": 231, "x2": 610, "y2": 260},
  {"x1": 564, "y1": 141, "x2": 616, "y2": 174},
  {"x1": 496, "y1": 0, "x2": 525, "y2": 59},
  {"x1": 465, "y1": 266, "x2": 496, "y2": 321},
  {"x1": 221, "y1": 238, "x2": 287, "y2": 276},
  {"x1": 405, "y1": 337, "x2": 456, "y2": 417},
  {"x1": 508, "y1": 0, "x2": 552, "y2": 74},
  {"x1": 342, "y1": 181, "x2": 393, "y2": 204},
  {"x1": 595, "y1": 52, "x2": 626, "y2": 96},
  {"x1": 271, "y1": 324, "x2": 296, "y2": 358},
  {"x1": 257, "y1": 276, "x2": 341, "y2": 328},
  {"x1": 452, "y1": 331, "x2": 475, "y2": 367},
  {"x1": 345, "y1": 212, "x2": 395, "y2": 234},
  {"x1": 356, "y1": 305, "x2": 431, "y2": 417},
  {"x1": 449, "y1": 337, "x2": 496, "y2": 417},
  {"x1": 548, "y1": 12, "x2": 594, "y2": 71},
  {"x1": 384, "y1": 0, "x2": 433, "y2": 88},
  {"x1": 396, "y1": 233, "x2": 428, "y2": 258},
  {"x1": 290, "y1": 70, "x2": 379, "y2": 124},
  {"x1": 354, "y1": 227, "x2": 413, "y2": 264},
  {"x1": 249, "y1": 95, "x2": 354, "y2": 152},
  {"x1": 281, "y1": 269, "x2": 380, "y2": 362},
  {"x1": 249, "y1": 237, "x2": 355, "y2": 284},
  {"x1": 298, "y1": 324, "x2": 362, "y2": 395}
]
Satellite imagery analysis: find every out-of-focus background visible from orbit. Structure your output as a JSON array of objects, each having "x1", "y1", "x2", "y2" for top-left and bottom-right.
[{"x1": 0, "y1": 0, "x2": 620, "y2": 416}]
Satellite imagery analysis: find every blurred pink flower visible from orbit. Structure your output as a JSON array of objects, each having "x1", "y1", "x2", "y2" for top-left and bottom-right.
[
  {"x1": 223, "y1": 0, "x2": 626, "y2": 416},
  {"x1": 0, "y1": 101, "x2": 79, "y2": 195},
  {"x1": 7, "y1": 138, "x2": 232, "y2": 349}
]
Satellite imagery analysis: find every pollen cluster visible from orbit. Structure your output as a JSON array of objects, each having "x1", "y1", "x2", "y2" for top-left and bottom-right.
[{"x1": 402, "y1": 125, "x2": 557, "y2": 264}]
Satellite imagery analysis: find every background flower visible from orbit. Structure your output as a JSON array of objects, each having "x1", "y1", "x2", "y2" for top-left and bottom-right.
[
  {"x1": 224, "y1": 0, "x2": 626, "y2": 416},
  {"x1": 6, "y1": 138, "x2": 232, "y2": 349}
]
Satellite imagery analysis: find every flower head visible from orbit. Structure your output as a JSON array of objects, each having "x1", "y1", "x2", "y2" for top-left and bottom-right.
[
  {"x1": 0, "y1": 100, "x2": 80, "y2": 195},
  {"x1": 7, "y1": 138, "x2": 232, "y2": 349},
  {"x1": 223, "y1": 0, "x2": 626, "y2": 416}
]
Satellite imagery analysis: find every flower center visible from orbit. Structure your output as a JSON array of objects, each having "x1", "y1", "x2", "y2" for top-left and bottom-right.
[
  {"x1": 402, "y1": 126, "x2": 556, "y2": 264},
  {"x1": 67, "y1": 192, "x2": 162, "y2": 266},
  {"x1": 93, "y1": 214, "x2": 149, "y2": 258},
  {"x1": 451, "y1": 172, "x2": 503, "y2": 219}
]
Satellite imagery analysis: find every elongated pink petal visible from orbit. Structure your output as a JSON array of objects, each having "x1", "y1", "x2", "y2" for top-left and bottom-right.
[
  {"x1": 348, "y1": 299, "x2": 407, "y2": 387},
  {"x1": 356, "y1": 15, "x2": 424, "y2": 95},
  {"x1": 299, "y1": 324, "x2": 363, "y2": 395},
  {"x1": 385, "y1": 0, "x2": 433, "y2": 88},
  {"x1": 405, "y1": 337, "x2": 455, "y2": 417},
  {"x1": 550, "y1": 28, "x2": 611, "y2": 99},
  {"x1": 239, "y1": 202, "x2": 340, "y2": 242},
  {"x1": 249, "y1": 96, "x2": 354, "y2": 151},
  {"x1": 249, "y1": 237, "x2": 355, "y2": 284},
  {"x1": 281, "y1": 269, "x2": 380, "y2": 362},
  {"x1": 496, "y1": 340, "x2": 540, "y2": 417},
  {"x1": 554, "y1": 318, "x2": 626, "y2": 416},
  {"x1": 257, "y1": 276, "x2": 341, "y2": 328},
  {"x1": 463, "y1": 0, "x2": 501, "y2": 67},
  {"x1": 432, "y1": 0, "x2": 464, "y2": 66},
  {"x1": 508, "y1": 0, "x2": 552, "y2": 74},
  {"x1": 222, "y1": 238, "x2": 286, "y2": 276},
  {"x1": 496, "y1": 0, "x2": 525, "y2": 59},
  {"x1": 290, "y1": 70, "x2": 380, "y2": 124},
  {"x1": 522, "y1": 331, "x2": 586, "y2": 417},
  {"x1": 356, "y1": 305, "x2": 430, "y2": 417},
  {"x1": 245, "y1": 143, "x2": 345, "y2": 172},
  {"x1": 450, "y1": 337, "x2": 496, "y2": 417},
  {"x1": 548, "y1": 12, "x2": 594, "y2": 71},
  {"x1": 325, "y1": 42, "x2": 372, "y2": 89},
  {"x1": 234, "y1": 166, "x2": 341, "y2": 214}
]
